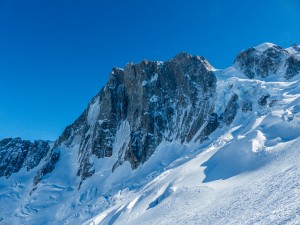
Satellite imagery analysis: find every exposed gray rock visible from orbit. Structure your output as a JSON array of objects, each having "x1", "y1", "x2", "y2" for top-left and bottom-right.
[
  {"x1": 222, "y1": 94, "x2": 239, "y2": 126},
  {"x1": 234, "y1": 45, "x2": 287, "y2": 79},
  {"x1": 258, "y1": 94, "x2": 270, "y2": 106},
  {"x1": 194, "y1": 112, "x2": 219, "y2": 143},
  {"x1": 242, "y1": 101, "x2": 252, "y2": 112},
  {"x1": 234, "y1": 43, "x2": 300, "y2": 80},
  {"x1": 33, "y1": 148, "x2": 60, "y2": 186},
  {"x1": 285, "y1": 55, "x2": 300, "y2": 80},
  {"x1": 0, "y1": 138, "x2": 50, "y2": 178}
]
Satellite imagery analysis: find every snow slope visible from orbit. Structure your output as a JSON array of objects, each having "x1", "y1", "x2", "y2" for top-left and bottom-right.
[{"x1": 87, "y1": 137, "x2": 300, "y2": 225}]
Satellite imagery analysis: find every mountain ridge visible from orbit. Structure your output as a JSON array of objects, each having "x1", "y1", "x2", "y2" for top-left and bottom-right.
[{"x1": 1, "y1": 42, "x2": 300, "y2": 225}]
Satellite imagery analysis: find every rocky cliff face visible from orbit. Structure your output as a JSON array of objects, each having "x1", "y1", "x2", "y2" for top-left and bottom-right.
[
  {"x1": 234, "y1": 43, "x2": 300, "y2": 79},
  {"x1": 48, "y1": 53, "x2": 219, "y2": 182},
  {"x1": 0, "y1": 138, "x2": 50, "y2": 177}
]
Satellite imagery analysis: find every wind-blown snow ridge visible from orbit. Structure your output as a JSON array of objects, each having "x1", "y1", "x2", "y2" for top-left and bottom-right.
[{"x1": 254, "y1": 42, "x2": 277, "y2": 52}]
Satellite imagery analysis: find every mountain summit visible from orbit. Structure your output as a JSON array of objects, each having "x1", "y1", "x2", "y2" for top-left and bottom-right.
[{"x1": 54, "y1": 53, "x2": 216, "y2": 180}]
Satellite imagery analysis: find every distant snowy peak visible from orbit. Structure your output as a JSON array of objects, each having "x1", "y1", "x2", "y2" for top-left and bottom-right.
[
  {"x1": 234, "y1": 43, "x2": 300, "y2": 80},
  {"x1": 172, "y1": 52, "x2": 215, "y2": 71},
  {"x1": 286, "y1": 44, "x2": 300, "y2": 55}
]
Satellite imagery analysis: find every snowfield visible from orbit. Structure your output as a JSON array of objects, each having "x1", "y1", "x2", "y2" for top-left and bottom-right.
[
  {"x1": 86, "y1": 139, "x2": 300, "y2": 225},
  {"x1": 1, "y1": 44, "x2": 300, "y2": 224}
]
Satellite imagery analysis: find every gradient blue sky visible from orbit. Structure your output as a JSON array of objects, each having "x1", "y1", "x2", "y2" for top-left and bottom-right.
[{"x1": 0, "y1": 0, "x2": 299, "y2": 141}]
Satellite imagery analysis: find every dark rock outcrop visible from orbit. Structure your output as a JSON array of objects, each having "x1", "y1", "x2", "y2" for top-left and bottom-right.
[
  {"x1": 234, "y1": 43, "x2": 300, "y2": 80},
  {"x1": 0, "y1": 138, "x2": 50, "y2": 177},
  {"x1": 222, "y1": 94, "x2": 239, "y2": 126},
  {"x1": 285, "y1": 55, "x2": 300, "y2": 80},
  {"x1": 234, "y1": 44, "x2": 286, "y2": 79},
  {"x1": 258, "y1": 94, "x2": 270, "y2": 106},
  {"x1": 242, "y1": 101, "x2": 252, "y2": 112},
  {"x1": 33, "y1": 148, "x2": 60, "y2": 186}
]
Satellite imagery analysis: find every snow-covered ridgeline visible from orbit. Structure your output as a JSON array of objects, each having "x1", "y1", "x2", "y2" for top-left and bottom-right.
[{"x1": 1, "y1": 43, "x2": 300, "y2": 224}]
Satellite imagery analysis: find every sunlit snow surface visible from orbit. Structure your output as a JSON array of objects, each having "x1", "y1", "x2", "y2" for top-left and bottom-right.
[
  {"x1": 2, "y1": 47, "x2": 300, "y2": 224},
  {"x1": 254, "y1": 42, "x2": 277, "y2": 52}
]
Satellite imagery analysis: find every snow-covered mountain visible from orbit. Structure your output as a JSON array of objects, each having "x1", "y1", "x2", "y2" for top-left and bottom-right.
[{"x1": 1, "y1": 42, "x2": 300, "y2": 224}]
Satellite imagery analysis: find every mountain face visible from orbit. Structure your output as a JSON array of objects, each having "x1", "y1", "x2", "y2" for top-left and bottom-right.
[
  {"x1": 234, "y1": 43, "x2": 300, "y2": 79},
  {"x1": 0, "y1": 138, "x2": 50, "y2": 177},
  {"x1": 1, "y1": 42, "x2": 300, "y2": 225},
  {"x1": 41, "y1": 53, "x2": 219, "y2": 182}
]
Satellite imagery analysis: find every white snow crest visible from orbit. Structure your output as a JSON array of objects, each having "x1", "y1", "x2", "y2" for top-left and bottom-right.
[{"x1": 254, "y1": 42, "x2": 276, "y2": 52}]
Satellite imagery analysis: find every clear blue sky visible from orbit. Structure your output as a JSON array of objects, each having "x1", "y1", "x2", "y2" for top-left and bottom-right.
[{"x1": 0, "y1": 0, "x2": 299, "y2": 141}]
